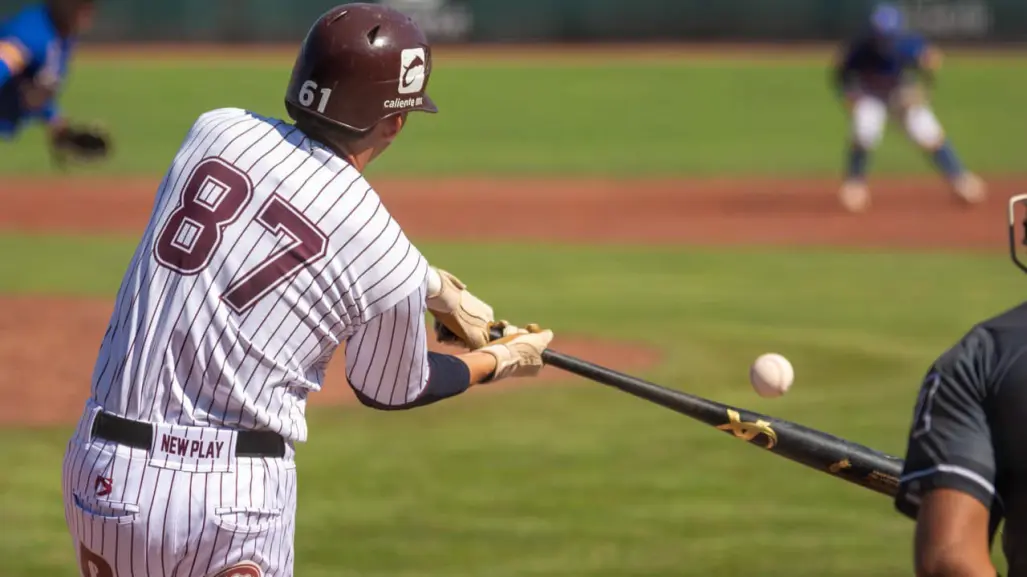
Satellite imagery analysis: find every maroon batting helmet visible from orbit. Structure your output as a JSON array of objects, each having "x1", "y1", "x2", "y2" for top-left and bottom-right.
[{"x1": 285, "y1": 3, "x2": 437, "y2": 134}]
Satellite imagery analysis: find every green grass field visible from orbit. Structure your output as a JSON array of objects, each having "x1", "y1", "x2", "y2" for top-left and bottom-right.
[
  {"x1": 2, "y1": 52, "x2": 1027, "y2": 176},
  {"x1": 1, "y1": 49, "x2": 1023, "y2": 576},
  {"x1": 0, "y1": 237, "x2": 1018, "y2": 576}
]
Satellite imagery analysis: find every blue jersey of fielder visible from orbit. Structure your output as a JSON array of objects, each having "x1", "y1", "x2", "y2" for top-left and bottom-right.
[
  {"x1": 0, "y1": 3, "x2": 73, "y2": 137},
  {"x1": 837, "y1": 33, "x2": 928, "y2": 99}
]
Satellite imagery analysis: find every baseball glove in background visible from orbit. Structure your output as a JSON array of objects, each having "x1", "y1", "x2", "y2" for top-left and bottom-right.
[{"x1": 50, "y1": 123, "x2": 112, "y2": 167}]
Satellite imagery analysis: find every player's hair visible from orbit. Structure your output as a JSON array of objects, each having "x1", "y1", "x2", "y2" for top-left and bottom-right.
[
  {"x1": 292, "y1": 110, "x2": 370, "y2": 154},
  {"x1": 46, "y1": 0, "x2": 95, "y2": 36}
]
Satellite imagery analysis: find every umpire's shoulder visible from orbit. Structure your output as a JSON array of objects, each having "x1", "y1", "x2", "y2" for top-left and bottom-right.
[
  {"x1": 974, "y1": 300, "x2": 1027, "y2": 384},
  {"x1": 935, "y1": 302, "x2": 1027, "y2": 391}
]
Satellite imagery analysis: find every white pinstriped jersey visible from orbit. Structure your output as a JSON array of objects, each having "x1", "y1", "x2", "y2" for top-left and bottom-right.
[{"x1": 89, "y1": 108, "x2": 434, "y2": 442}]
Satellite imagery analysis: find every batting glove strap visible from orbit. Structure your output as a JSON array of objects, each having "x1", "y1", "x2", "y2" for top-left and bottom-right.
[{"x1": 479, "y1": 324, "x2": 553, "y2": 382}]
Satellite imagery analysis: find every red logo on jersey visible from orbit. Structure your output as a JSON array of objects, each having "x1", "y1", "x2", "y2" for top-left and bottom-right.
[{"x1": 94, "y1": 476, "x2": 112, "y2": 497}]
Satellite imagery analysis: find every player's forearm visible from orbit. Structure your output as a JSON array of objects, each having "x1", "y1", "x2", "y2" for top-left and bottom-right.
[
  {"x1": 457, "y1": 350, "x2": 499, "y2": 384},
  {"x1": 351, "y1": 351, "x2": 495, "y2": 411},
  {"x1": 409, "y1": 352, "x2": 496, "y2": 402}
]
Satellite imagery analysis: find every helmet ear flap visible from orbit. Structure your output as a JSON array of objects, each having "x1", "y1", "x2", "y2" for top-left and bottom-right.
[{"x1": 1008, "y1": 194, "x2": 1027, "y2": 274}]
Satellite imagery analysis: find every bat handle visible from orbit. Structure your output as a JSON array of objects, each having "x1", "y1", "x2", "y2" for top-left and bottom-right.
[
  {"x1": 441, "y1": 321, "x2": 549, "y2": 351},
  {"x1": 435, "y1": 322, "x2": 507, "y2": 346}
]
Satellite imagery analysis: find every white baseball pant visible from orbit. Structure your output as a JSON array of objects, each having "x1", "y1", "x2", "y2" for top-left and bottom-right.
[
  {"x1": 63, "y1": 403, "x2": 297, "y2": 577},
  {"x1": 850, "y1": 94, "x2": 946, "y2": 150}
]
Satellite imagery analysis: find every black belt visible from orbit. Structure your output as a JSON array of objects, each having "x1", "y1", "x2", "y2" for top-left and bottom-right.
[{"x1": 91, "y1": 412, "x2": 286, "y2": 458}]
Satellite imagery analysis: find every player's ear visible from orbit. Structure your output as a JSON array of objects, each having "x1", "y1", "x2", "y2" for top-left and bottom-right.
[{"x1": 380, "y1": 114, "x2": 406, "y2": 141}]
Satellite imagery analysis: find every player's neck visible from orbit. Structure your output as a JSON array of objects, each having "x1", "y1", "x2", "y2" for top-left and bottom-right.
[
  {"x1": 300, "y1": 125, "x2": 372, "y2": 172},
  {"x1": 342, "y1": 149, "x2": 374, "y2": 172},
  {"x1": 329, "y1": 143, "x2": 373, "y2": 172}
]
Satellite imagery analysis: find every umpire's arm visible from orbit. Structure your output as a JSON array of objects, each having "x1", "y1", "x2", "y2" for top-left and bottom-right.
[{"x1": 895, "y1": 327, "x2": 999, "y2": 577}]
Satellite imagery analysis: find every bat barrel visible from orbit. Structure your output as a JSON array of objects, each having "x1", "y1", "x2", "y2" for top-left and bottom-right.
[
  {"x1": 479, "y1": 323, "x2": 904, "y2": 498},
  {"x1": 543, "y1": 350, "x2": 903, "y2": 497}
]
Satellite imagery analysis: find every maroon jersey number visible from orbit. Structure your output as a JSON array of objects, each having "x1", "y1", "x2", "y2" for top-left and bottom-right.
[
  {"x1": 154, "y1": 158, "x2": 253, "y2": 274},
  {"x1": 153, "y1": 157, "x2": 329, "y2": 314},
  {"x1": 221, "y1": 195, "x2": 328, "y2": 314}
]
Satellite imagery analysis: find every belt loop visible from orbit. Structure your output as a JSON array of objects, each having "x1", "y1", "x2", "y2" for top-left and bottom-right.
[{"x1": 78, "y1": 403, "x2": 102, "y2": 443}]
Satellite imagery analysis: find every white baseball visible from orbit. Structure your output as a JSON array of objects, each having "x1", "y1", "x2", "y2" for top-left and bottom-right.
[{"x1": 749, "y1": 353, "x2": 794, "y2": 398}]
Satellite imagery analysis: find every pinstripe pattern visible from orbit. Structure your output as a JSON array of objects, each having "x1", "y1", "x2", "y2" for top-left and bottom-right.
[
  {"x1": 63, "y1": 108, "x2": 434, "y2": 576},
  {"x1": 89, "y1": 107, "x2": 426, "y2": 436},
  {"x1": 63, "y1": 407, "x2": 298, "y2": 576}
]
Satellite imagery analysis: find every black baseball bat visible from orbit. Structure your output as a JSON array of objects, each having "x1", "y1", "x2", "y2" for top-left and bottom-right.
[
  {"x1": 542, "y1": 346, "x2": 903, "y2": 497},
  {"x1": 461, "y1": 324, "x2": 905, "y2": 497}
]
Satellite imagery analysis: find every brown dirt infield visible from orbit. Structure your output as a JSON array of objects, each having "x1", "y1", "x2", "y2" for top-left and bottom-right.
[
  {"x1": 2, "y1": 175, "x2": 1024, "y2": 248},
  {"x1": 0, "y1": 295, "x2": 660, "y2": 427},
  {"x1": 2, "y1": 173, "x2": 1025, "y2": 427}
]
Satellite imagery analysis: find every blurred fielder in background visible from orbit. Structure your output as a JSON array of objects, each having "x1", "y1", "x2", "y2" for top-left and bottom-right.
[
  {"x1": 0, "y1": 0, "x2": 110, "y2": 165},
  {"x1": 833, "y1": 2, "x2": 985, "y2": 213}
]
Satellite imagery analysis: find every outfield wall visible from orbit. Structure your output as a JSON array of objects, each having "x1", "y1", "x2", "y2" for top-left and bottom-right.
[{"x1": 0, "y1": 0, "x2": 1014, "y2": 44}]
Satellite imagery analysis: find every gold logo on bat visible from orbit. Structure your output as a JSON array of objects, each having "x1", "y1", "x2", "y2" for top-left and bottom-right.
[
  {"x1": 829, "y1": 458, "x2": 852, "y2": 473},
  {"x1": 866, "y1": 471, "x2": 900, "y2": 492},
  {"x1": 716, "y1": 409, "x2": 778, "y2": 450}
]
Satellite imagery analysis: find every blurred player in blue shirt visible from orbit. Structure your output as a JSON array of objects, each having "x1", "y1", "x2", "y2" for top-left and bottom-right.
[
  {"x1": 833, "y1": 3, "x2": 985, "y2": 212},
  {"x1": 0, "y1": 0, "x2": 95, "y2": 146}
]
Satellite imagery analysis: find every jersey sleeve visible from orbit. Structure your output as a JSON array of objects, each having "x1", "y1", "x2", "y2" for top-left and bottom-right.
[
  {"x1": 894, "y1": 327, "x2": 998, "y2": 520},
  {"x1": 0, "y1": 9, "x2": 49, "y2": 83},
  {"x1": 0, "y1": 38, "x2": 28, "y2": 84},
  {"x1": 344, "y1": 280, "x2": 431, "y2": 407},
  {"x1": 900, "y1": 34, "x2": 929, "y2": 64}
]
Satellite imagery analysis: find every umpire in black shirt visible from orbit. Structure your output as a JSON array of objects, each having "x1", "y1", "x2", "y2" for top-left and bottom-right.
[{"x1": 894, "y1": 195, "x2": 1027, "y2": 576}]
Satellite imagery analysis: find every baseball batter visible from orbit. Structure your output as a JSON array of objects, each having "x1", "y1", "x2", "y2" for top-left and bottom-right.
[
  {"x1": 62, "y1": 4, "x2": 554, "y2": 576},
  {"x1": 834, "y1": 3, "x2": 985, "y2": 213}
]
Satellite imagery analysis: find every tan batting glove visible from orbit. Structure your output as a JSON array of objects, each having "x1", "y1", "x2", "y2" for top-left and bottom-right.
[
  {"x1": 479, "y1": 322, "x2": 554, "y2": 382},
  {"x1": 426, "y1": 268, "x2": 495, "y2": 350}
]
